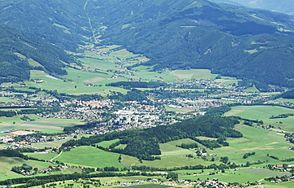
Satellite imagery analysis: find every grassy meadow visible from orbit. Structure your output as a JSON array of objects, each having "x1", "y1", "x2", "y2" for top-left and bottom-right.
[
  {"x1": 0, "y1": 157, "x2": 57, "y2": 181},
  {"x1": 0, "y1": 115, "x2": 83, "y2": 134},
  {"x1": 178, "y1": 167, "x2": 290, "y2": 183},
  {"x1": 213, "y1": 124, "x2": 293, "y2": 163},
  {"x1": 56, "y1": 146, "x2": 123, "y2": 168},
  {"x1": 226, "y1": 105, "x2": 294, "y2": 132}
]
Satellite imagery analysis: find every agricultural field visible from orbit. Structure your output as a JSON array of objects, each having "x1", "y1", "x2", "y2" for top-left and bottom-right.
[
  {"x1": 0, "y1": 115, "x2": 83, "y2": 134},
  {"x1": 0, "y1": 97, "x2": 13, "y2": 103},
  {"x1": 178, "y1": 167, "x2": 290, "y2": 183},
  {"x1": 170, "y1": 69, "x2": 217, "y2": 80},
  {"x1": 97, "y1": 139, "x2": 120, "y2": 149},
  {"x1": 225, "y1": 105, "x2": 294, "y2": 132},
  {"x1": 55, "y1": 146, "x2": 123, "y2": 168},
  {"x1": 213, "y1": 124, "x2": 293, "y2": 164},
  {"x1": 0, "y1": 157, "x2": 56, "y2": 181}
]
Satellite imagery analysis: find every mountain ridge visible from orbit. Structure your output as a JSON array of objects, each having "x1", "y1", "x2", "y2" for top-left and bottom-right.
[{"x1": 0, "y1": 0, "x2": 293, "y2": 88}]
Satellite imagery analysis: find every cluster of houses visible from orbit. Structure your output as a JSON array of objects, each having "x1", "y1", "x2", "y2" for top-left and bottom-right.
[{"x1": 41, "y1": 99, "x2": 113, "y2": 122}]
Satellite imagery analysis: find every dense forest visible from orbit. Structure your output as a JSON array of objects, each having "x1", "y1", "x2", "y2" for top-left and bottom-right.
[{"x1": 281, "y1": 89, "x2": 294, "y2": 99}]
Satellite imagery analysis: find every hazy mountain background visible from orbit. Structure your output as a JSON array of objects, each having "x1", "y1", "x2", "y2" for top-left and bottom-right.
[
  {"x1": 211, "y1": 0, "x2": 294, "y2": 15},
  {"x1": 0, "y1": 0, "x2": 293, "y2": 88}
]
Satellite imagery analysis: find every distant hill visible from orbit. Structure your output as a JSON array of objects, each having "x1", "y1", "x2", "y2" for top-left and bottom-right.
[
  {"x1": 211, "y1": 0, "x2": 294, "y2": 15},
  {"x1": 0, "y1": 26, "x2": 75, "y2": 83},
  {"x1": 0, "y1": 0, "x2": 294, "y2": 87},
  {"x1": 93, "y1": 0, "x2": 294, "y2": 87},
  {"x1": 0, "y1": 0, "x2": 89, "y2": 82}
]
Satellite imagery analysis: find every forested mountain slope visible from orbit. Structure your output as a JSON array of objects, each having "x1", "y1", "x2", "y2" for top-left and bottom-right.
[
  {"x1": 0, "y1": 0, "x2": 89, "y2": 82},
  {"x1": 0, "y1": 26, "x2": 75, "y2": 83},
  {"x1": 0, "y1": 0, "x2": 294, "y2": 87},
  {"x1": 90, "y1": 0, "x2": 294, "y2": 87},
  {"x1": 211, "y1": 0, "x2": 294, "y2": 15}
]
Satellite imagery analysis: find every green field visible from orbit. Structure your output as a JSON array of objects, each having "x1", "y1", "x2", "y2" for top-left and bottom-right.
[
  {"x1": 26, "y1": 152, "x2": 58, "y2": 161},
  {"x1": 213, "y1": 124, "x2": 293, "y2": 164},
  {"x1": 170, "y1": 69, "x2": 217, "y2": 80},
  {"x1": 0, "y1": 97, "x2": 13, "y2": 103},
  {"x1": 0, "y1": 115, "x2": 83, "y2": 134},
  {"x1": 226, "y1": 105, "x2": 294, "y2": 132},
  {"x1": 97, "y1": 139, "x2": 120, "y2": 149},
  {"x1": 56, "y1": 146, "x2": 123, "y2": 168},
  {"x1": 0, "y1": 157, "x2": 57, "y2": 181},
  {"x1": 178, "y1": 167, "x2": 290, "y2": 183}
]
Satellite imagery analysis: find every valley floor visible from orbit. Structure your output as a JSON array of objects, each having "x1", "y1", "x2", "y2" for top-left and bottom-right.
[{"x1": 0, "y1": 44, "x2": 293, "y2": 188}]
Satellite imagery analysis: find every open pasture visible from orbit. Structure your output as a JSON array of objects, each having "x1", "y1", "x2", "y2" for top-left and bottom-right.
[
  {"x1": 0, "y1": 97, "x2": 13, "y2": 103},
  {"x1": 213, "y1": 124, "x2": 293, "y2": 164},
  {"x1": 226, "y1": 105, "x2": 294, "y2": 132},
  {"x1": 26, "y1": 70, "x2": 127, "y2": 96},
  {"x1": 97, "y1": 139, "x2": 120, "y2": 149},
  {"x1": 170, "y1": 69, "x2": 217, "y2": 80},
  {"x1": 0, "y1": 157, "x2": 57, "y2": 181},
  {"x1": 178, "y1": 167, "x2": 290, "y2": 183},
  {"x1": 56, "y1": 146, "x2": 123, "y2": 168},
  {"x1": 0, "y1": 115, "x2": 83, "y2": 134}
]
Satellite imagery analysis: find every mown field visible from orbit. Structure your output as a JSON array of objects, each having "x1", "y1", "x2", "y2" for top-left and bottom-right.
[
  {"x1": 0, "y1": 157, "x2": 56, "y2": 181},
  {"x1": 178, "y1": 167, "x2": 290, "y2": 183},
  {"x1": 0, "y1": 115, "x2": 83, "y2": 134},
  {"x1": 225, "y1": 105, "x2": 294, "y2": 132},
  {"x1": 213, "y1": 124, "x2": 293, "y2": 164},
  {"x1": 55, "y1": 146, "x2": 123, "y2": 168},
  {"x1": 0, "y1": 97, "x2": 13, "y2": 103}
]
